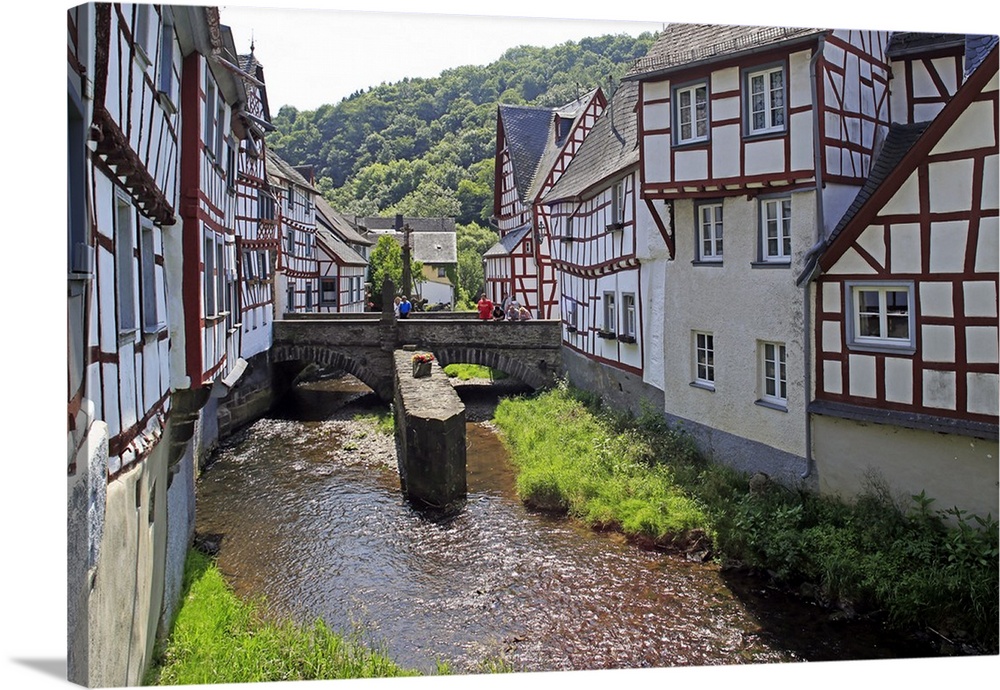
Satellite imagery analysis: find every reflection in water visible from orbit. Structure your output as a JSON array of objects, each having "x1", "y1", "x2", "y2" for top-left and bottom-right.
[{"x1": 196, "y1": 377, "x2": 935, "y2": 674}]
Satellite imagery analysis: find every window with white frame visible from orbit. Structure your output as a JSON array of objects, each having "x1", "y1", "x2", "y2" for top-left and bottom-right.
[
  {"x1": 285, "y1": 227, "x2": 295, "y2": 255},
  {"x1": 847, "y1": 282, "x2": 915, "y2": 350},
  {"x1": 566, "y1": 300, "x2": 578, "y2": 331},
  {"x1": 258, "y1": 250, "x2": 270, "y2": 280},
  {"x1": 133, "y1": 3, "x2": 152, "y2": 66},
  {"x1": 214, "y1": 98, "x2": 226, "y2": 162},
  {"x1": 610, "y1": 180, "x2": 626, "y2": 227},
  {"x1": 305, "y1": 283, "x2": 313, "y2": 311},
  {"x1": 320, "y1": 278, "x2": 338, "y2": 306},
  {"x1": 694, "y1": 331, "x2": 715, "y2": 387},
  {"x1": 622, "y1": 293, "x2": 637, "y2": 339},
  {"x1": 115, "y1": 195, "x2": 137, "y2": 334},
  {"x1": 760, "y1": 197, "x2": 791, "y2": 263},
  {"x1": 215, "y1": 240, "x2": 226, "y2": 317},
  {"x1": 675, "y1": 82, "x2": 709, "y2": 144},
  {"x1": 157, "y1": 11, "x2": 176, "y2": 109},
  {"x1": 286, "y1": 282, "x2": 295, "y2": 313},
  {"x1": 565, "y1": 216, "x2": 574, "y2": 240},
  {"x1": 697, "y1": 201, "x2": 723, "y2": 261},
  {"x1": 524, "y1": 236, "x2": 533, "y2": 254},
  {"x1": 759, "y1": 341, "x2": 787, "y2": 406},
  {"x1": 437, "y1": 266, "x2": 447, "y2": 278},
  {"x1": 303, "y1": 232, "x2": 313, "y2": 257},
  {"x1": 203, "y1": 234, "x2": 216, "y2": 317},
  {"x1": 746, "y1": 65, "x2": 786, "y2": 135},
  {"x1": 286, "y1": 183, "x2": 294, "y2": 210},
  {"x1": 140, "y1": 219, "x2": 160, "y2": 333},
  {"x1": 602, "y1": 292, "x2": 616, "y2": 334},
  {"x1": 243, "y1": 250, "x2": 256, "y2": 280},
  {"x1": 204, "y1": 65, "x2": 216, "y2": 154}
]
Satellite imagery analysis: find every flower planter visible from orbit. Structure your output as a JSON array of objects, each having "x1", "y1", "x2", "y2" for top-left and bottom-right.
[{"x1": 412, "y1": 361, "x2": 432, "y2": 378}]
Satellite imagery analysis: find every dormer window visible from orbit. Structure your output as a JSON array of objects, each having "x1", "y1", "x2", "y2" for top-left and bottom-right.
[{"x1": 556, "y1": 116, "x2": 574, "y2": 142}]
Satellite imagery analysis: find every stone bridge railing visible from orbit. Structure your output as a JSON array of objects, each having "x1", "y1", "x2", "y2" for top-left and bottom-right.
[{"x1": 272, "y1": 314, "x2": 563, "y2": 400}]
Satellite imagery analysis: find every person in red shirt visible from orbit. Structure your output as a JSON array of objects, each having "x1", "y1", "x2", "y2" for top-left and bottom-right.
[{"x1": 477, "y1": 294, "x2": 494, "y2": 320}]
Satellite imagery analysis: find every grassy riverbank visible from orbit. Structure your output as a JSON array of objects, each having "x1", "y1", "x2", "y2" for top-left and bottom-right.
[
  {"x1": 492, "y1": 382, "x2": 999, "y2": 654},
  {"x1": 145, "y1": 549, "x2": 428, "y2": 685}
]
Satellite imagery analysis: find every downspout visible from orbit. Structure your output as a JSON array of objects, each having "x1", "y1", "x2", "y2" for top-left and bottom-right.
[{"x1": 801, "y1": 35, "x2": 827, "y2": 481}]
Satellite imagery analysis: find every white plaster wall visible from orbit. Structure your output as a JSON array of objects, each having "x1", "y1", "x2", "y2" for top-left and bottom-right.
[
  {"x1": 661, "y1": 190, "x2": 815, "y2": 458},
  {"x1": 813, "y1": 414, "x2": 999, "y2": 521}
]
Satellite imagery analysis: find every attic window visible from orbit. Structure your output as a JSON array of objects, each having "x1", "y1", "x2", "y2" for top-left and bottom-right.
[{"x1": 556, "y1": 116, "x2": 574, "y2": 141}]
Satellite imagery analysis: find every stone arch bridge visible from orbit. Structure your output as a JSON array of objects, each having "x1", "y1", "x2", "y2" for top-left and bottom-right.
[{"x1": 272, "y1": 313, "x2": 563, "y2": 401}]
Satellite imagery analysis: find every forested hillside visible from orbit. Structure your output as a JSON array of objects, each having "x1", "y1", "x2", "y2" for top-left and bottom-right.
[{"x1": 266, "y1": 32, "x2": 656, "y2": 304}]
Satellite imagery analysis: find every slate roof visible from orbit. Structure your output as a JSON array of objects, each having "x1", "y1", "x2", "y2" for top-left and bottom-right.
[
  {"x1": 265, "y1": 149, "x2": 319, "y2": 193},
  {"x1": 625, "y1": 23, "x2": 824, "y2": 79},
  {"x1": 524, "y1": 91, "x2": 598, "y2": 203},
  {"x1": 483, "y1": 226, "x2": 532, "y2": 258},
  {"x1": 315, "y1": 225, "x2": 368, "y2": 266},
  {"x1": 498, "y1": 90, "x2": 598, "y2": 204},
  {"x1": 544, "y1": 80, "x2": 640, "y2": 203},
  {"x1": 314, "y1": 195, "x2": 374, "y2": 246},
  {"x1": 365, "y1": 226, "x2": 458, "y2": 264},
  {"x1": 825, "y1": 121, "x2": 932, "y2": 247},
  {"x1": 358, "y1": 216, "x2": 456, "y2": 234},
  {"x1": 886, "y1": 32, "x2": 968, "y2": 58},
  {"x1": 965, "y1": 34, "x2": 1000, "y2": 76}
]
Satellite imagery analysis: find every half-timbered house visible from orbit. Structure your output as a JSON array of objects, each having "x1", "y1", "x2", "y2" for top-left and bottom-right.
[
  {"x1": 234, "y1": 46, "x2": 277, "y2": 359},
  {"x1": 808, "y1": 37, "x2": 999, "y2": 518},
  {"x1": 625, "y1": 25, "x2": 893, "y2": 484},
  {"x1": 267, "y1": 149, "x2": 320, "y2": 314},
  {"x1": 486, "y1": 90, "x2": 605, "y2": 317},
  {"x1": 542, "y1": 80, "x2": 670, "y2": 412},
  {"x1": 316, "y1": 198, "x2": 369, "y2": 312},
  {"x1": 67, "y1": 4, "x2": 190, "y2": 686}
]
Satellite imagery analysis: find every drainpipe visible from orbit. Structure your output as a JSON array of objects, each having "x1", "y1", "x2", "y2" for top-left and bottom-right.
[{"x1": 801, "y1": 35, "x2": 827, "y2": 481}]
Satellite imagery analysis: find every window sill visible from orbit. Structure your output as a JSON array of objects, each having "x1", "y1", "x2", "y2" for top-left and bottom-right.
[
  {"x1": 566, "y1": 326, "x2": 578, "y2": 334},
  {"x1": 617, "y1": 334, "x2": 637, "y2": 344},
  {"x1": 755, "y1": 399, "x2": 788, "y2": 413},
  {"x1": 846, "y1": 340, "x2": 916, "y2": 356},
  {"x1": 743, "y1": 128, "x2": 786, "y2": 141},
  {"x1": 156, "y1": 91, "x2": 177, "y2": 115},
  {"x1": 750, "y1": 260, "x2": 791, "y2": 269},
  {"x1": 690, "y1": 380, "x2": 715, "y2": 392},
  {"x1": 597, "y1": 330, "x2": 617, "y2": 340},
  {"x1": 691, "y1": 259, "x2": 724, "y2": 266},
  {"x1": 673, "y1": 138, "x2": 710, "y2": 149},
  {"x1": 605, "y1": 223, "x2": 625, "y2": 232},
  {"x1": 142, "y1": 323, "x2": 167, "y2": 338}
]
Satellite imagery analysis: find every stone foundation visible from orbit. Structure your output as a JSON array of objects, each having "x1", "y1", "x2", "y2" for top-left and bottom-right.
[{"x1": 392, "y1": 350, "x2": 467, "y2": 512}]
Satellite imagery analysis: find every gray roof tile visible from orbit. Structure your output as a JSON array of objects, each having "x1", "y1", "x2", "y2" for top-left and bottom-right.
[
  {"x1": 314, "y1": 196, "x2": 374, "y2": 246},
  {"x1": 316, "y1": 225, "x2": 368, "y2": 266},
  {"x1": 626, "y1": 23, "x2": 824, "y2": 79},
  {"x1": 544, "y1": 81, "x2": 640, "y2": 203}
]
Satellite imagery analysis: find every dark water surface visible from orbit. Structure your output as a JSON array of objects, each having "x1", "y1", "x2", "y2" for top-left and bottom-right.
[{"x1": 195, "y1": 377, "x2": 936, "y2": 674}]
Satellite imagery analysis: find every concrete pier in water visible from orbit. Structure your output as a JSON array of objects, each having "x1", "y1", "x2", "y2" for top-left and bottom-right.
[{"x1": 392, "y1": 349, "x2": 467, "y2": 512}]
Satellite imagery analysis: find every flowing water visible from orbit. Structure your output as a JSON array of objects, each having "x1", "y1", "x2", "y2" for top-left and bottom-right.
[{"x1": 195, "y1": 376, "x2": 936, "y2": 674}]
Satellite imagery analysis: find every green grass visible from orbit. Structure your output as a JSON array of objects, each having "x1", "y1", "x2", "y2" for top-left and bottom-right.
[
  {"x1": 352, "y1": 409, "x2": 395, "y2": 436},
  {"x1": 145, "y1": 549, "x2": 424, "y2": 685},
  {"x1": 443, "y1": 363, "x2": 508, "y2": 381},
  {"x1": 492, "y1": 382, "x2": 706, "y2": 546}
]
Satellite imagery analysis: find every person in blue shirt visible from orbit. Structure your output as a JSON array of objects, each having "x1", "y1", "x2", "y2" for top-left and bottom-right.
[{"x1": 398, "y1": 296, "x2": 412, "y2": 319}]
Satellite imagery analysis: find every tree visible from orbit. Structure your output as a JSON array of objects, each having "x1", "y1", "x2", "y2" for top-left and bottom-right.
[{"x1": 367, "y1": 234, "x2": 422, "y2": 310}]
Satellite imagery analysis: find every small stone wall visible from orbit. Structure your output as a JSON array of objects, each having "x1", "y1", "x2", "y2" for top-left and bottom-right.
[
  {"x1": 217, "y1": 351, "x2": 279, "y2": 438},
  {"x1": 392, "y1": 350, "x2": 467, "y2": 512}
]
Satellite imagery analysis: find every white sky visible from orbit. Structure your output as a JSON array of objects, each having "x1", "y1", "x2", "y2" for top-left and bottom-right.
[
  {"x1": 219, "y1": 3, "x2": 665, "y2": 111},
  {"x1": 216, "y1": 0, "x2": 999, "y2": 111}
]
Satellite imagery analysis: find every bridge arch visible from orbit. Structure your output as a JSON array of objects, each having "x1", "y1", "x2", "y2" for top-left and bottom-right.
[
  {"x1": 431, "y1": 346, "x2": 554, "y2": 391},
  {"x1": 270, "y1": 343, "x2": 394, "y2": 401}
]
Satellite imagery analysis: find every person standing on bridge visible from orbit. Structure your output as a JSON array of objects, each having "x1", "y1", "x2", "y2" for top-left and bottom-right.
[
  {"x1": 393, "y1": 295, "x2": 402, "y2": 319},
  {"x1": 399, "y1": 296, "x2": 412, "y2": 319},
  {"x1": 477, "y1": 294, "x2": 493, "y2": 321}
]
